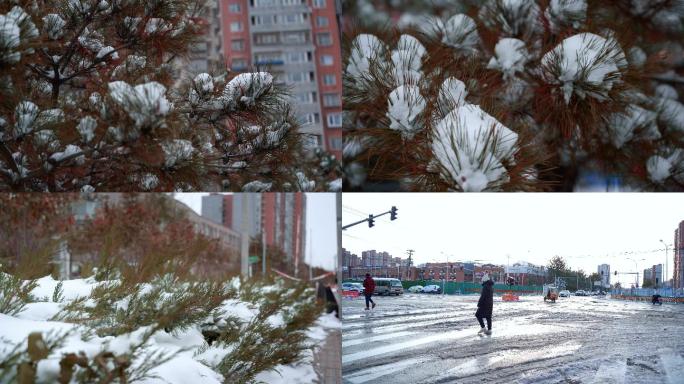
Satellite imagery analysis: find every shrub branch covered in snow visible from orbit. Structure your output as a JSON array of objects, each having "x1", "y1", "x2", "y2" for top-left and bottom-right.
[
  {"x1": 0, "y1": 272, "x2": 37, "y2": 316},
  {"x1": 0, "y1": 272, "x2": 333, "y2": 383},
  {"x1": 0, "y1": 1, "x2": 338, "y2": 191},
  {"x1": 344, "y1": 0, "x2": 684, "y2": 191}
]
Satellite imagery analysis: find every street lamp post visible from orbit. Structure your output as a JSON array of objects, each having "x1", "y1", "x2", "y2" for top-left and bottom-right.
[
  {"x1": 660, "y1": 239, "x2": 669, "y2": 289},
  {"x1": 627, "y1": 258, "x2": 646, "y2": 289}
]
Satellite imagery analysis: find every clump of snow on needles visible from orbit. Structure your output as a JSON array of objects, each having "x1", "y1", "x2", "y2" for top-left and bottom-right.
[
  {"x1": 387, "y1": 85, "x2": 426, "y2": 140},
  {"x1": 108, "y1": 81, "x2": 171, "y2": 128},
  {"x1": 646, "y1": 155, "x2": 671, "y2": 183},
  {"x1": 347, "y1": 34, "x2": 387, "y2": 78},
  {"x1": 431, "y1": 101, "x2": 518, "y2": 192},
  {"x1": 541, "y1": 32, "x2": 627, "y2": 104},
  {"x1": 441, "y1": 14, "x2": 480, "y2": 53},
  {"x1": 487, "y1": 38, "x2": 529, "y2": 81}
]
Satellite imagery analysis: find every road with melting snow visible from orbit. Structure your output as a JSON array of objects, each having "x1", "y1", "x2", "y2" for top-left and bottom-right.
[{"x1": 341, "y1": 293, "x2": 684, "y2": 383}]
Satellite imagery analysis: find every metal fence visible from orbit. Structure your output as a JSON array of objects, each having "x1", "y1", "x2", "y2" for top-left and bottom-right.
[
  {"x1": 401, "y1": 280, "x2": 544, "y2": 295},
  {"x1": 612, "y1": 287, "x2": 684, "y2": 298}
]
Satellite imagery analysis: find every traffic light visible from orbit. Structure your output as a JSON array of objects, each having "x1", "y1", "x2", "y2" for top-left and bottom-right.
[
  {"x1": 390, "y1": 206, "x2": 398, "y2": 220},
  {"x1": 368, "y1": 214, "x2": 374, "y2": 228}
]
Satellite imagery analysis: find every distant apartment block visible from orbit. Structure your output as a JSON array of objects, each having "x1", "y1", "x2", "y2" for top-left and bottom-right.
[
  {"x1": 675, "y1": 221, "x2": 684, "y2": 288},
  {"x1": 598, "y1": 264, "x2": 610, "y2": 288},
  {"x1": 201, "y1": 193, "x2": 307, "y2": 276},
  {"x1": 219, "y1": 0, "x2": 343, "y2": 158}
]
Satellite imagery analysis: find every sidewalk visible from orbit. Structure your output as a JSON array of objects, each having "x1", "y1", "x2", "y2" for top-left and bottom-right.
[{"x1": 313, "y1": 329, "x2": 342, "y2": 383}]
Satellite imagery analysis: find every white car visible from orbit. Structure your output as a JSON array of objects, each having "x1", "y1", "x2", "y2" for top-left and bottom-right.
[
  {"x1": 408, "y1": 285, "x2": 424, "y2": 293},
  {"x1": 341, "y1": 282, "x2": 364, "y2": 294},
  {"x1": 559, "y1": 290, "x2": 570, "y2": 297},
  {"x1": 422, "y1": 285, "x2": 442, "y2": 294}
]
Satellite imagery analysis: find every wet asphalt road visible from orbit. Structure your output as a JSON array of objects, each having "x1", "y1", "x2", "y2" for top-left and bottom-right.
[{"x1": 341, "y1": 293, "x2": 684, "y2": 384}]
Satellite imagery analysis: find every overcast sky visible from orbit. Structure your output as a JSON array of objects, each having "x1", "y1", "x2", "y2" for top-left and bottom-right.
[
  {"x1": 343, "y1": 193, "x2": 683, "y2": 286},
  {"x1": 173, "y1": 193, "x2": 337, "y2": 271}
]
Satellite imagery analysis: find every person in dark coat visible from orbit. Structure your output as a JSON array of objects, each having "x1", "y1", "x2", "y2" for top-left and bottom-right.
[
  {"x1": 363, "y1": 273, "x2": 376, "y2": 310},
  {"x1": 476, "y1": 271, "x2": 494, "y2": 335}
]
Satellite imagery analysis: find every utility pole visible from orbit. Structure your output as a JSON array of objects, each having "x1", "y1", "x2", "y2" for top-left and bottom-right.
[{"x1": 406, "y1": 249, "x2": 414, "y2": 280}]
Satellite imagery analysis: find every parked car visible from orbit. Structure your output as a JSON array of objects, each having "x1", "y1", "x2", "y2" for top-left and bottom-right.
[
  {"x1": 422, "y1": 284, "x2": 442, "y2": 294},
  {"x1": 342, "y1": 282, "x2": 364, "y2": 294},
  {"x1": 408, "y1": 285, "x2": 424, "y2": 293},
  {"x1": 575, "y1": 290, "x2": 587, "y2": 296},
  {"x1": 373, "y1": 278, "x2": 404, "y2": 295},
  {"x1": 559, "y1": 290, "x2": 571, "y2": 297}
]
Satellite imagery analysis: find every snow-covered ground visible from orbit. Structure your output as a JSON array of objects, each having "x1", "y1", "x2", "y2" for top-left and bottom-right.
[
  {"x1": 342, "y1": 293, "x2": 684, "y2": 383},
  {"x1": 0, "y1": 275, "x2": 340, "y2": 383}
]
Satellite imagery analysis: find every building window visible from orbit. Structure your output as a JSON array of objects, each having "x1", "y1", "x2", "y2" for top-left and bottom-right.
[
  {"x1": 252, "y1": 15, "x2": 275, "y2": 25},
  {"x1": 303, "y1": 134, "x2": 322, "y2": 147},
  {"x1": 255, "y1": 33, "x2": 279, "y2": 45},
  {"x1": 313, "y1": 0, "x2": 326, "y2": 8},
  {"x1": 231, "y1": 58, "x2": 246, "y2": 69},
  {"x1": 323, "y1": 74, "x2": 336, "y2": 85},
  {"x1": 327, "y1": 113, "x2": 342, "y2": 127},
  {"x1": 253, "y1": 0, "x2": 277, "y2": 6},
  {"x1": 287, "y1": 72, "x2": 313, "y2": 83},
  {"x1": 293, "y1": 92, "x2": 315, "y2": 103},
  {"x1": 323, "y1": 93, "x2": 341, "y2": 107},
  {"x1": 320, "y1": 54, "x2": 334, "y2": 66},
  {"x1": 230, "y1": 21, "x2": 242, "y2": 32},
  {"x1": 286, "y1": 51, "x2": 307, "y2": 63},
  {"x1": 316, "y1": 16, "x2": 329, "y2": 27},
  {"x1": 255, "y1": 52, "x2": 283, "y2": 65},
  {"x1": 329, "y1": 137, "x2": 343, "y2": 150},
  {"x1": 316, "y1": 32, "x2": 332, "y2": 46},
  {"x1": 281, "y1": 13, "x2": 305, "y2": 24},
  {"x1": 229, "y1": 3, "x2": 241, "y2": 12},
  {"x1": 282, "y1": 31, "x2": 308, "y2": 44},
  {"x1": 231, "y1": 39, "x2": 244, "y2": 51}
]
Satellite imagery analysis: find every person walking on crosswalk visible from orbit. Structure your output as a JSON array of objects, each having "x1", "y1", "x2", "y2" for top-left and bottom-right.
[
  {"x1": 476, "y1": 271, "x2": 494, "y2": 335},
  {"x1": 363, "y1": 273, "x2": 376, "y2": 310}
]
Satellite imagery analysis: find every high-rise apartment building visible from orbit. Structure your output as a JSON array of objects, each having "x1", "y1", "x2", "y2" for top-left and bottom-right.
[
  {"x1": 674, "y1": 221, "x2": 684, "y2": 288},
  {"x1": 219, "y1": 0, "x2": 343, "y2": 158},
  {"x1": 188, "y1": 1, "x2": 226, "y2": 74},
  {"x1": 201, "y1": 193, "x2": 307, "y2": 276},
  {"x1": 598, "y1": 264, "x2": 610, "y2": 288}
]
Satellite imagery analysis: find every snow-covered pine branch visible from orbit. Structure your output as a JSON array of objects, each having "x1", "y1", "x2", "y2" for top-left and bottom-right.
[
  {"x1": 0, "y1": 1, "x2": 339, "y2": 191},
  {"x1": 343, "y1": 1, "x2": 684, "y2": 191}
]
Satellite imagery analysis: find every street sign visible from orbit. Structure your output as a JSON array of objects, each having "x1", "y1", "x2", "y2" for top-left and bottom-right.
[{"x1": 249, "y1": 256, "x2": 260, "y2": 264}]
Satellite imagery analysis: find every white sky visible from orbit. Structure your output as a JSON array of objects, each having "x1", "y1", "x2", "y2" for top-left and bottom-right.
[
  {"x1": 343, "y1": 193, "x2": 683, "y2": 286},
  {"x1": 173, "y1": 193, "x2": 337, "y2": 271}
]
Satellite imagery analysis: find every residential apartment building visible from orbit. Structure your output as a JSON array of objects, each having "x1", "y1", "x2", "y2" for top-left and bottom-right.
[
  {"x1": 187, "y1": 1, "x2": 226, "y2": 74},
  {"x1": 598, "y1": 264, "x2": 610, "y2": 288},
  {"x1": 506, "y1": 261, "x2": 547, "y2": 286},
  {"x1": 219, "y1": 0, "x2": 343, "y2": 158},
  {"x1": 674, "y1": 220, "x2": 684, "y2": 288},
  {"x1": 201, "y1": 193, "x2": 307, "y2": 277},
  {"x1": 342, "y1": 248, "x2": 360, "y2": 268}
]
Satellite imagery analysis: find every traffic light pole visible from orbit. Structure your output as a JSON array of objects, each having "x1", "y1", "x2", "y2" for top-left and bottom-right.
[{"x1": 342, "y1": 206, "x2": 398, "y2": 230}]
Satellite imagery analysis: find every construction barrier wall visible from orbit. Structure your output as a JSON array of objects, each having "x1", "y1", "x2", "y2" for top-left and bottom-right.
[
  {"x1": 402, "y1": 280, "x2": 543, "y2": 295},
  {"x1": 611, "y1": 295, "x2": 684, "y2": 303}
]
